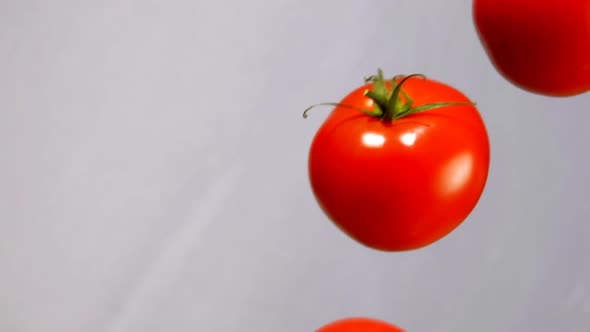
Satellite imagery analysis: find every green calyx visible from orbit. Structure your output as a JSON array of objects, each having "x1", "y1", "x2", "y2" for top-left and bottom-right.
[{"x1": 303, "y1": 68, "x2": 475, "y2": 122}]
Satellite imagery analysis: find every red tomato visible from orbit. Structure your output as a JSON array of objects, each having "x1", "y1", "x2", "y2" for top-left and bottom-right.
[
  {"x1": 305, "y1": 70, "x2": 490, "y2": 251},
  {"x1": 473, "y1": 0, "x2": 590, "y2": 97},
  {"x1": 316, "y1": 317, "x2": 404, "y2": 332}
]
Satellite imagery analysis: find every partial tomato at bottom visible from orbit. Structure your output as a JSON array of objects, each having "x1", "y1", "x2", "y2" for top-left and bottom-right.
[
  {"x1": 307, "y1": 70, "x2": 490, "y2": 251},
  {"x1": 316, "y1": 317, "x2": 404, "y2": 332}
]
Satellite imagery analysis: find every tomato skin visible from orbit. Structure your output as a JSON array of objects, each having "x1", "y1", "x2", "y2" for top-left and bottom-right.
[
  {"x1": 316, "y1": 317, "x2": 404, "y2": 332},
  {"x1": 308, "y1": 77, "x2": 490, "y2": 251},
  {"x1": 473, "y1": 0, "x2": 590, "y2": 97}
]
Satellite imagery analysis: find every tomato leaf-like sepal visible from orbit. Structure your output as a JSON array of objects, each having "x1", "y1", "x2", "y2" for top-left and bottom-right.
[
  {"x1": 302, "y1": 102, "x2": 380, "y2": 119},
  {"x1": 393, "y1": 101, "x2": 476, "y2": 119}
]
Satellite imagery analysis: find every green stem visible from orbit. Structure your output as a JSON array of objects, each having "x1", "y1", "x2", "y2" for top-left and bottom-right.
[{"x1": 382, "y1": 74, "x2": 425, "y2": 122}]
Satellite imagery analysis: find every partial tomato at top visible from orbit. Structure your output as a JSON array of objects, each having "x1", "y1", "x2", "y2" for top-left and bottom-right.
[
  {"x1": 473, "y1": 0, "x2": 590, "y2": 97},
  {"x1": 305, "y1": 69, "x2": 490, "y2": 252},
  {"x1": 316, "y1": 317, "x2": 404, "y2": 332}
]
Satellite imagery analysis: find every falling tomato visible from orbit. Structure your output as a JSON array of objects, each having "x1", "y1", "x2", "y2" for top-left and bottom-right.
[
  {"x1": 473, "y1": 0, "x2": 590, "y2": 97},
  {"x1": 305, "y1": 69, "x2": 490, "y2": 251}
]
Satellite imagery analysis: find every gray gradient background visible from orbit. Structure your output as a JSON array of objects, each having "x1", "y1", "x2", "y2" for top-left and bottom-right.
[{"x1": 1, "y1": 1, "x2": 589, "y2": 331}]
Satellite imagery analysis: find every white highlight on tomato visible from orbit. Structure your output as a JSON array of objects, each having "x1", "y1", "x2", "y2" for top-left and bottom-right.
[
  {"x1": 400, "y1": 132, "x2": 417, "y2": 146},
  {"x1": 439, "y1": 152, "x2": 474, "y2": 195},
  {"x1": 361, "y1": 132, "x2": 386, "y2": 147}
]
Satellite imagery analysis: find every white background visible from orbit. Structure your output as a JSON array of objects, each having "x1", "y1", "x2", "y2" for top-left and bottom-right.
[{"x1": 1, "y1": 1, "x2": 589, "y2": 331}]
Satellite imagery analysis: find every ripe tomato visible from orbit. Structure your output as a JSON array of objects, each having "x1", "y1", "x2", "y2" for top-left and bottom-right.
[
  {"x1": 305, "y1": 70, "x2": 490, "y2": 251},
  {"x1": 473, "y1": 0, "x2": 590, "y2": 97},
  {"x1": 316, "y1": 317, "x2": 404, "y2": 332}
]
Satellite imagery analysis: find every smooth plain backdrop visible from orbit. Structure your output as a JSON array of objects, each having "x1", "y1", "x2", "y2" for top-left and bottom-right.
[{"x1": 1, "y1": 1, "x2": 590, "y2": 331}]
